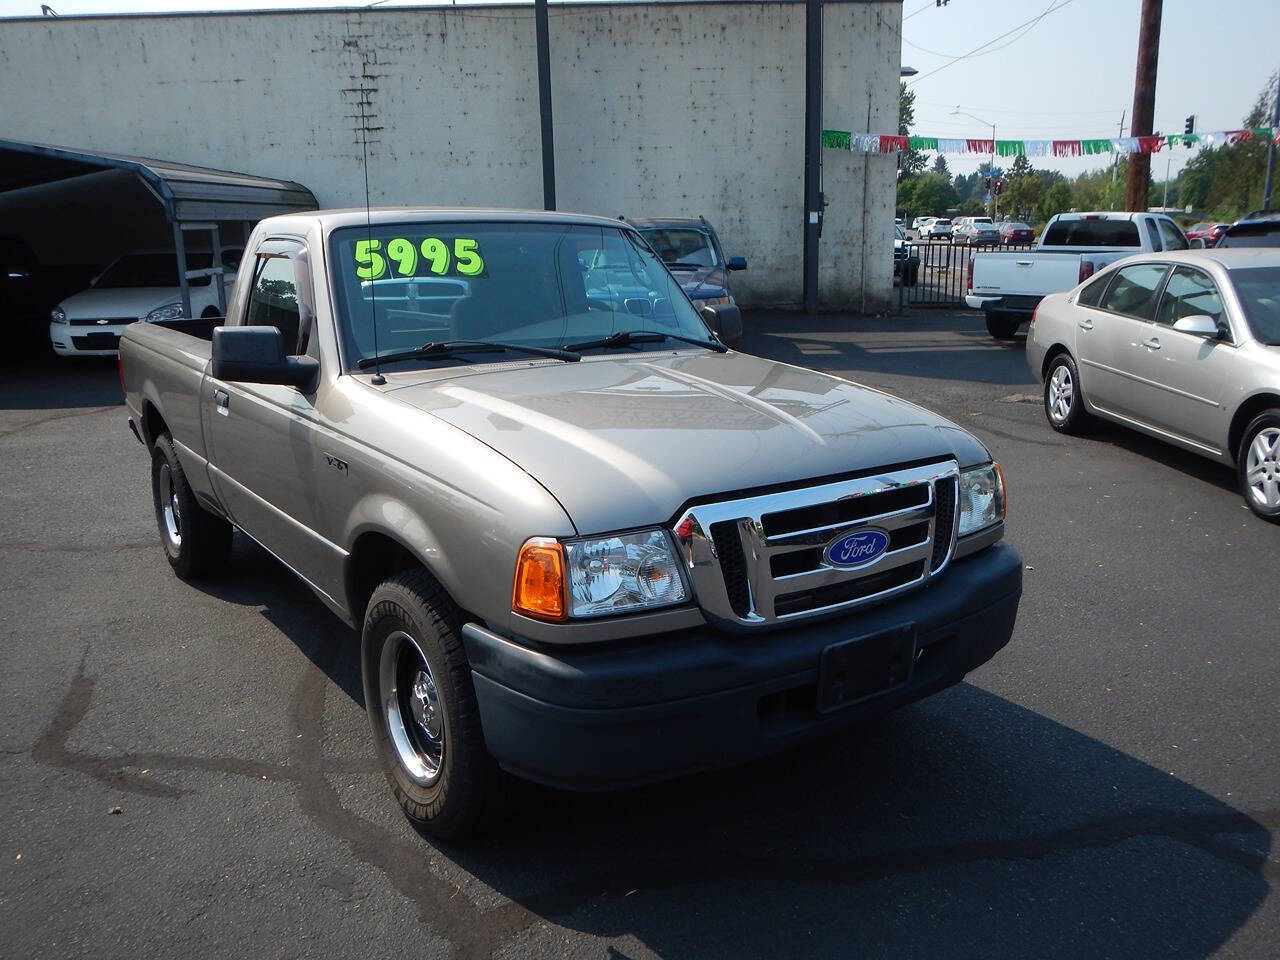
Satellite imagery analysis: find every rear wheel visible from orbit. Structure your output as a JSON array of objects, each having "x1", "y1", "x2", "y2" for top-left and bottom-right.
[
  {"x1": 985, "y1": 311, "x2": 1021, "y2": 340},
  {"x1": 1238, "y1": 411, "x2": 1280, "y2": 523},
  {"x1": 150, "y1": 433, "x2": 232, "y2": 579},
  {"x1": 1043, "y1": 352, "x2": 1092, "y2": 435}
]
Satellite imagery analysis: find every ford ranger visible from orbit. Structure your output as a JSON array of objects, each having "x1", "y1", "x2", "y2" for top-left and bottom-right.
[
  {"x1": 967, "y1": 211, "x2": 1189, "y2": 339},
  {"x1": 120, "y1": 209, "x2": 1022, "y2": 837}
]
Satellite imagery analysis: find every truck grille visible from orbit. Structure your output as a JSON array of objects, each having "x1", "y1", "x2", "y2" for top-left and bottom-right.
[{"x1": 673, "y1": 462, "x2": 959, "y2": 629}]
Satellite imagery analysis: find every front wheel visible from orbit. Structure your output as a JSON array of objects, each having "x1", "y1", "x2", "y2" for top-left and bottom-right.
[
  {"x1": 1238, "y1": 411, "x2": 1280, "y2": 523},
  {"x1": 1043, "y1": 353, "x2": 1092, "y2": 435},
  {"x1": 151, "y1": 433, "x2": 232, "y2": 579},
  {"x1": 361, "y1": 569, "x2": 501, "y2": 839}
]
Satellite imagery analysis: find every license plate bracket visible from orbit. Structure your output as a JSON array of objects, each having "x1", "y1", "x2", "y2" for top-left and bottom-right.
[{"x1": 817, "y1": 624, "x2": 917, "y2": 713}]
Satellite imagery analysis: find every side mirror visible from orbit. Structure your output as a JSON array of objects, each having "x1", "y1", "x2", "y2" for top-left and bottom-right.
[
  {"x1": 701, "y1": 303, "x2": 743, "y2": 348},
  {"x1": 1171, "y1": 315, "x2": 1222, "y2": 338},
  {"x1": 212, "y1": 325, "x2": 318, "y2": 389},
  {"x1": 1188, "y1": 238, "x2": 1207, "y2": 249},
  {"x1": 727, "y1": 256, "x2": 748, "y2": 271}
]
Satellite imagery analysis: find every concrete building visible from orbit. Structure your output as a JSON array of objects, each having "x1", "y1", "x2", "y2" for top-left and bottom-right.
[{"x1": 0, "y1": 1, "x2": 901, "y2": 310}]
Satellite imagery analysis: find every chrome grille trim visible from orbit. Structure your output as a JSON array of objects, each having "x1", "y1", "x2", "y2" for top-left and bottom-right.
[{"x1": 673, "y1": 461, "x2": 959, "y2": 630}]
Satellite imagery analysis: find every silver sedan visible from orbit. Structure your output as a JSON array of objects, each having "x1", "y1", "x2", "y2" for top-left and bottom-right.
[{"x1": 1026, "y1": 249, "x2": 1280, "y2": 522}]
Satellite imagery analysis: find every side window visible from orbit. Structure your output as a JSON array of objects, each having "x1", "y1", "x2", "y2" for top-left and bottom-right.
[
  {"x1": 1076, "y1": 271, "x2": 1112, "y2": 308},
  {"x1": 1143, "y1": 219, "x2": 1162, "y2": 250},
  {"x1": 1158, "y1": 218, "x2": 1189, "y2": 251},
  {"x1": 1099, "y1": 263, "x2": 1170, "y2": 321},
  {"x1": 1156, "y1": 267, "x2": 1226, "y2": 329},
  {"x1": 246, "y1": 251, "x2": 309, "y2": 355}
]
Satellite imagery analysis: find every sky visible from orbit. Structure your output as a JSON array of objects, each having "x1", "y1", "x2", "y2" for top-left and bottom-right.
[{"x1": 1, "y1": 0, "x2": 1276, "y2": 184}]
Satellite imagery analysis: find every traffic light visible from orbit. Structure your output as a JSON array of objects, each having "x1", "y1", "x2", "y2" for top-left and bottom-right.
[
  {"x1": 984, "y1": 176, "x2": 992, "y2": 190},
  {"x1": 995, "y1": 178, "x2": 1004, "y2": 196},
  {"x1": 1184, "y1": 115, "x2": 1195, "y2": 135}
]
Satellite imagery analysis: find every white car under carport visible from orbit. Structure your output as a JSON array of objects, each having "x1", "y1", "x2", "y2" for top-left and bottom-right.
[{"x1": 50, "y1": 249, "x2": 239, "y2": 356}]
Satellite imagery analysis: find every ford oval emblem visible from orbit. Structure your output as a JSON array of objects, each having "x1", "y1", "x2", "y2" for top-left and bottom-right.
[{"x1": 824, "y1": 528, "x2": 891, "y2": 569}]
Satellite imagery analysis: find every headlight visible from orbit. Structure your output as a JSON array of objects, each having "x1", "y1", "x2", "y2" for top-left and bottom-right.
[
  {"x1": 51, "y1": 307, "x2": 67, "y2": 324},
  {"x1": 512, "y1": 529, "x2": 687, "y2": 620},
  {"x1": 145, "y1": 302, "x2": 185, "y2": 323},
  {"x1": 958, "y1": 463, "x2": 1006, "y2": 536}
]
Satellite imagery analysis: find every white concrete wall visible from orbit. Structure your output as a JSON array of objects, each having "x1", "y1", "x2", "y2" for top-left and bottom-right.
[{"x1": 0, "y1": 2, "x2": 899, "y2": 310}]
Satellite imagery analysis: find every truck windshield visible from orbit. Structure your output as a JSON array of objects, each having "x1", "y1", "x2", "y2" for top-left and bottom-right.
[
  {"x1": 1230, "y1": 266, "x2": 1280, "y2": 344},
  {"x1": 636, "y1": 228, "x2": 718, "y2": 268},
  {"x1": 1043, "y1": 219, "x2": 1141, "y2": 247},
  {"x1": 329, "y1": 222, "x2": 714, "y2": 369}
]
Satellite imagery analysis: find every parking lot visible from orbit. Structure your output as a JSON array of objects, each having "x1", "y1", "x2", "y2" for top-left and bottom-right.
[{"x1": 2, "y1": 311, "x2": 1276, "y2": 959}]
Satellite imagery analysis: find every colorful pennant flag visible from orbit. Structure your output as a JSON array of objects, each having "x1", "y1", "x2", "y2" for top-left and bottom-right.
[{"x1": 821, "y1": 127, "x2": 1276, "y2": 156}]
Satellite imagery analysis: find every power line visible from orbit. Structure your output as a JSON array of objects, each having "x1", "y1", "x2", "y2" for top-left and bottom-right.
[
  {"x1": 917, "y1": 100, "x2": 1125, "y2": 118},
  {"x1": 906, "y1": 0, "x2": 1081, "y2": 86}
]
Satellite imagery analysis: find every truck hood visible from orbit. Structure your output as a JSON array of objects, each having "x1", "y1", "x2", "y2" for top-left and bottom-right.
[
  {"x1": 383, "y1": 351, "x2": 990, "y2": 534},
  {"x1": 59, "y1": 286, "x2": 180, "y2": 318},
  {"x1": 666, "y1": 264, "x2": 731, "y2": 301}
]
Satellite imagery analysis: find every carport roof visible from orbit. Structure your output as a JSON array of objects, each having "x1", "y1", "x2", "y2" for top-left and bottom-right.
[{"x1": 0, "y1": 137, "x2": 317, "y2": 223}]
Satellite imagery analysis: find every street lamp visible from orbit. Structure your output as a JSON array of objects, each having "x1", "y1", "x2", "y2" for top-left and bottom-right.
[
  {"x1": 900, "y1": 66, "x2": 919, "y2": 77},
  {"x1": 952, "y1": 107, "x2": 997, "y2": 217}
]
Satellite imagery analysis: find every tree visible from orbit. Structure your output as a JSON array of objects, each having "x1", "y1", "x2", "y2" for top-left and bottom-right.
[
  {"x1": 1002, "y1": 175, "x2": 1044, "y2": 222},
  {"x1": 897, "y1": 82, "x2": 927, "y2": 179},
  {"x1": 931, "y1": 153, "x2": 950, "y2": 177},
  {"x1": 1008, "y1": 154, "x2": 1033, "y2": 179},
  {"x1": 897, "y1": 173, "x2": 956, "y2": 219},
  {"x1": 1036, "y1": 181, "x2": 1073, "y2": 223}
]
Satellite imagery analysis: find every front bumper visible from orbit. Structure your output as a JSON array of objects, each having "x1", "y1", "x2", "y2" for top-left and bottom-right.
[
  {"x1": 463, "y1": 542, "x2": 1022, "y2": 791},
  {"x1": 50, "y1": 320, "x2": 134, "y2": 356}
]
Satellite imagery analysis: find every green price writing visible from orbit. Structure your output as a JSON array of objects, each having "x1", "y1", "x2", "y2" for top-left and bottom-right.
[{"x1": 354, "y1": 237, "x2": 485, "y2": 280}]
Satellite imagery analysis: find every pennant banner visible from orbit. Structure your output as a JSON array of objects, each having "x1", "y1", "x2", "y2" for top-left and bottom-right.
[{"x1": 823, "y1": 128, "x2": 1276, "y2": 155}]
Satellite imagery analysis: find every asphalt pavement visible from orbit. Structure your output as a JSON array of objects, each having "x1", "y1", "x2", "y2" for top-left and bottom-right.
[{"x1": 1, "y1": 311, "x2": 1276, "y2": 959}]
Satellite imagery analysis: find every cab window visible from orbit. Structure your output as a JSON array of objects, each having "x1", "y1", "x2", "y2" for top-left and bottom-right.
[
  {"x1": 245, "y1": 248, "x2": 312, "y2": 355},
  {"x1": 1098, "y1": 263, "x2": 1170, "y2": 321},
  {"x1": 1157, "y1": 218, "x2": 1189, "y2": 251},
  {"x1": 1156, "y1": 266, "x2": 1226, "y2": 332}
]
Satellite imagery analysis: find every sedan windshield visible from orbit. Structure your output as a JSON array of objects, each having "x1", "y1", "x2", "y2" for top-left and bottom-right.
[
  {"x1": 97, "y1": 251, "x2": 237, "y2": 288},
  {"x1": 329, "y1": 222, "x2": 715, "y2": 369},
  {"x1": 1230, "y1": 266, "x2": 1280, "y2": 344}
]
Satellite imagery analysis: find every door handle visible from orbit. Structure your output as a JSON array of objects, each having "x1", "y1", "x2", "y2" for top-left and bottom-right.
[
  {"x1": 212, "y1": 388, "x2": 230, "y2": 413},
  {"x1": 1142, "y1": 337, "x2": 1161, "y2": 350},
  {"x1": 1078, "y1": 318, "x2": 1093, "y2": 331},
  {"x1": 1015, "y1": 260, "x2": 1034, "y2": 266}
]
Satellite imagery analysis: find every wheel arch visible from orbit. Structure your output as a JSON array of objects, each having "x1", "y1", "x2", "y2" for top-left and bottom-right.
[
  {"x1": 140, "y1": 398, "x2": 169, "y2": 448},
  {"x1": 1040, "y1": 342, "x2": 1074, "y2": 381},
  {"x1": 344, "y1": 527, "x2": 462, "y2": 629},
  {"x1": 1228, "y1": 393, "x2": 1280, "y2": 466}
]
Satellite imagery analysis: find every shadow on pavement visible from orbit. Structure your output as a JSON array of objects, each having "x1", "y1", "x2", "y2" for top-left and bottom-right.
[
  {"x1": 0, "y1": 349, "x2": 123, "y2": 410},
  {"x1": 200, "y1": 538, "x2": 1271, "y2": 959},
  {"x1": 742, "y1": 309, "x2": 1038, "y2": 388}
]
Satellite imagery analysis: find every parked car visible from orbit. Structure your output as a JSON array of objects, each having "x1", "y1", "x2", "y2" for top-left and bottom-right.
[
  {"x1": 920, "y1": 217, "x2": 952, "y2": 239},
  {"x1": 967, "y1": 211, "x2": 1189, "y2": 339},
  {"x1": 895, "y1": 217, "x2": 904, "y2": 228},
  {"x1": 1214, "y1": 211, "x2": 1280, "y2": 248},
  {"x1": 50, "y1": 248, "x2": 241, "y2": 356},
  {"x1": 1026, "y1": 248, "x2": 1280, "y2": 521},
  {"x1": 999, "y1": 221, "x2": 1036, "y2": 245},
  {"x1": 625, "y1": 216, "x2": 747, "y2": 310},
  {"x1": 894, "y1": 225, "x2": 919, "y2": 286},
  {"x1": 120, "y1": 207, "x2": 1021, "y2": 838},
  {"x1": 1185, "y1": 221, "x2": 1229, "y2": 246},
  {"x1": 956, "y1": 217, "x2": 999, "y2": 246}
]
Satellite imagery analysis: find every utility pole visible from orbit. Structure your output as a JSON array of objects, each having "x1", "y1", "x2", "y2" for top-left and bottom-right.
[
  {"x1": 1124, "y1": 0, "x2": 1162, "y2": 211},
  {"x1": 534, "y1": 0, "x2": 556, "y2": 210},
  {"x1": 1263, "y1": 71, "x2": 1280, "y2": 211},
  {"x1": 801, "y1": 0, "x2": 822, "y2": 313}
]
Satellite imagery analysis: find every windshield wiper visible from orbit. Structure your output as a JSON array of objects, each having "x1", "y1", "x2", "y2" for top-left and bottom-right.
[
  {"x1": 356, "y1": 339, "x2": 579, "y2": 369},
  {"x1": 665, "y1": 261, "x2": 707, "y2": 270},
  {"x1": 565, "y1": 330, "x2": 727, "y2": 354}
]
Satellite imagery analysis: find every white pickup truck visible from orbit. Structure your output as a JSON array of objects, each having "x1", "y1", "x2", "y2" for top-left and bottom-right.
[{"x1": 966, "y1": 212, "x2": 1189, "y2": 339}]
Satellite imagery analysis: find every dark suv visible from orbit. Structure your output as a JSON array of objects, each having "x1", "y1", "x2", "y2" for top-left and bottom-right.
[
  {"x1": 1216, "y1": 211, "x2": 1280, "y2": 248},
  {"x1": 625, "y1": 216, "x2": 748, "y2": 309}
]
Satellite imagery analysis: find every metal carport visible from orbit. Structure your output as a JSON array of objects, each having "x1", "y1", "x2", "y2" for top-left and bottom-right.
[{"x1": 0, "y1": 138, "x2": 317, "y2": 319}]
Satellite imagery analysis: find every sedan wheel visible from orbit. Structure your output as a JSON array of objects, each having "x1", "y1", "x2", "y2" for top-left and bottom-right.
[
  {"x1": 1048, "y1": 364, "x2": 1073, "y2": 424},
  {"x1": 1240, "y1": 413, "x2": 1280, "y2": 523},
  {"x1": 1043, "y1": 353, "x2": 1091, "y2": 435}
]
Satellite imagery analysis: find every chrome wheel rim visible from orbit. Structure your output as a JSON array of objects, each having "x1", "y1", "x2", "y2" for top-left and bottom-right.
[
  {"x1": 1245, "y1": 427, "x2": 1280, "y2": 510},
  {"x1": 380, "y1": 629, "x2": 445, "y2": 785},
  {"x1": 1047, "y1": 364, "x2": 1074, "y2": 424},
  {"x1": 158, "y1": 461, "x2": 182, "y2": 552}
]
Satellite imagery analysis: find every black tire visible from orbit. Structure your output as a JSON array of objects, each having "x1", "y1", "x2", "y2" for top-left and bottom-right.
[
  {"x1": 201, "y1": 306, "x2": 221, "y2": 320},
  {"x1": 361, "y1": 569, "x2": 501, "y2": 839},
  {"x1": 1237, "y1": 410, "x2": 1280, "y2": 524},
  {"x1": 1042, "y1": 352, "x2": 1092, "y2": 435},
  {"x1": 985, "y1": 311, "x2": 1022, "y2": 340},
  {"x1": 150, "y1": 433, "x2": 232, "y2": 580}
]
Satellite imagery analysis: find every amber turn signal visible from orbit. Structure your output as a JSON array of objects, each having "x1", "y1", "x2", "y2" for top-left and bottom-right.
[{"x1": 512, "y1": 537, "x2": 567, "y2": 621}]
